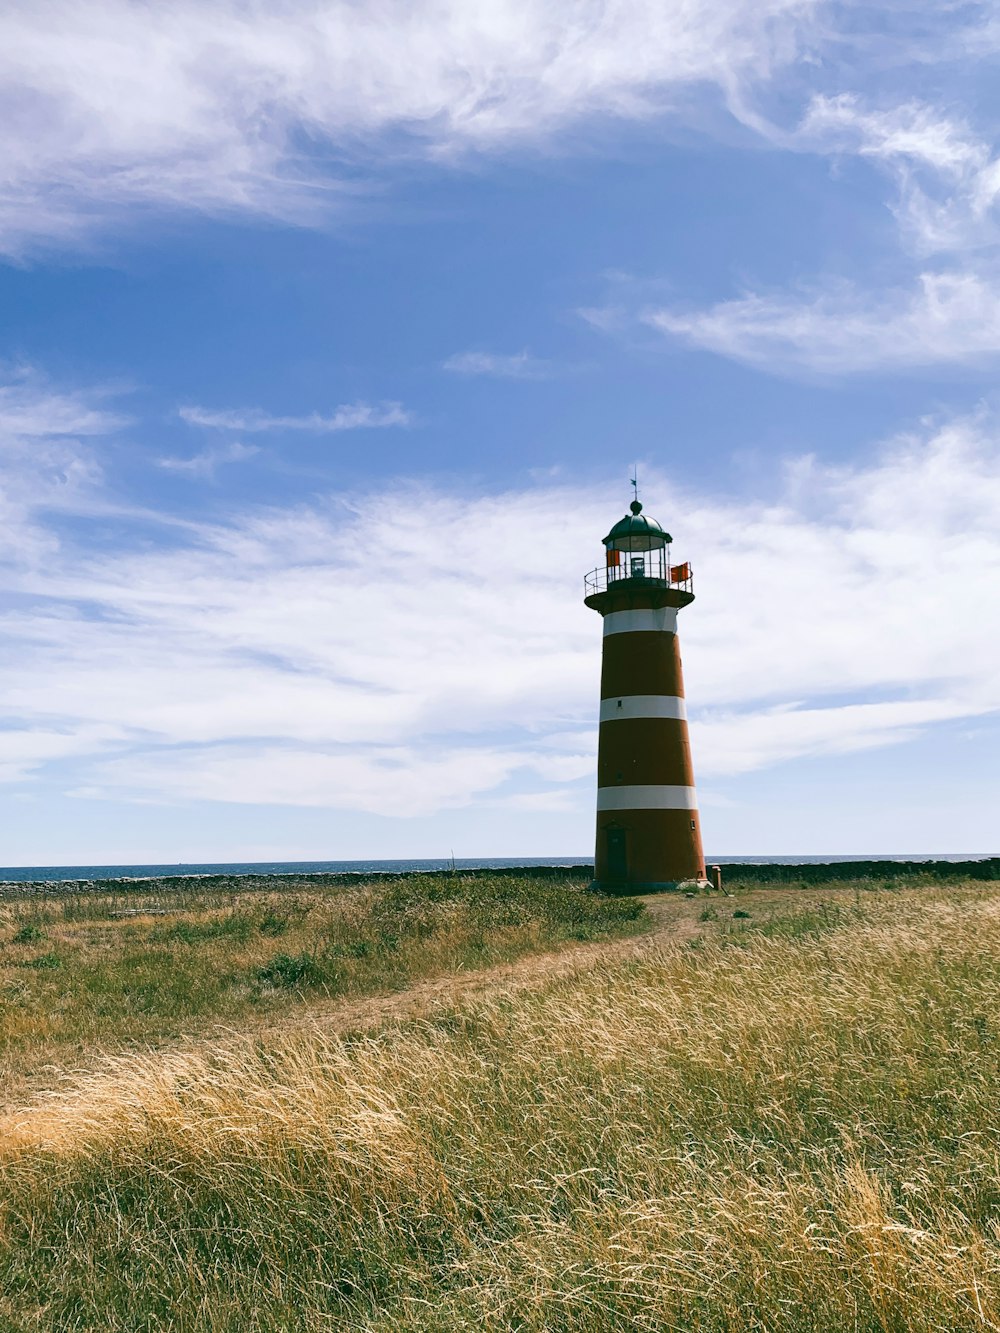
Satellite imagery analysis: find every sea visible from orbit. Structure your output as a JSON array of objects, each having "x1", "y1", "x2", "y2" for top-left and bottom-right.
[{"x1": 0, "y1": 854, "x2": 995, "y2": 884}]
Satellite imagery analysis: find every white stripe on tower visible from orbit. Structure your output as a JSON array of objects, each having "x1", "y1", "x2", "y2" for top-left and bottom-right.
[
  {"x1": 596, "y1": 785, "x2": 698, "y2": 811},
  {"x1": 602, "y1": 607, "x2": 678, "y2": 636},
  {"x1": 598, "y1": 695, "x2": 687, "y2": 722}
]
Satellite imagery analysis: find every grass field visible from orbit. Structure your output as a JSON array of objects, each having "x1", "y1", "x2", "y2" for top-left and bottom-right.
[
  {"x1": 0, "y1": 873, "x2": 641, "y2": 1101},
  {"x1": 3, "y1": 875, "x2": 1000, "y2": 1330}
]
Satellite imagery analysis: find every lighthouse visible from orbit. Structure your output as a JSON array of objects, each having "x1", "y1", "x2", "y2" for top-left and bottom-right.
[{"x1": 584, "y1": 492, "x2": 707, "y2": 892}]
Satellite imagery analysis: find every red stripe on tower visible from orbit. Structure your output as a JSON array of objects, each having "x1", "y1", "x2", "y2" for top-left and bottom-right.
[{"x1": 583, "y1": 495, "x2": 707, "y2": 892}]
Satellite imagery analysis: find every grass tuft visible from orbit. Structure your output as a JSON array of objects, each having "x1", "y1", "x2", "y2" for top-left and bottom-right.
[
  {"x1": 11, "y1": 924, "x2": 46, "y2": 944},
  {"x1": 257, "y1": 950, "x2": 324, "y2": 988},
  {"x1": 20, "y1": 951, "x2": 61, "y2": 970}
]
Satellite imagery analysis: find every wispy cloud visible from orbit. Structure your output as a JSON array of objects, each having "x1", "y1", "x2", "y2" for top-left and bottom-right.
[
  {"x1": 644, "y1": 268, "x2": 1000, "y2": 375},
  {"x1": 0, "y1": 0, "x2": 822, "y2": 255},
  {"x1": 801, "y1": 94, "x2": 1000, "y2": 257},
  {"x1": 3, "y1": 392, "x2": 1000, "y2": 817},
  {"x1": 0, "y1": 724, "x2": 128, "y2": 785},
  {"x1": 694, "y1": 698, "x2": 978, "y2": 778},
  {"x1": 179, "y1": 402, "x2": 412, "y2": 432},
  {"x1": 0, "y1": 368, "x2": 125, "y2": 564},
  {"x1": 156, "y1": 440, "x2": 259, "y2": 479},
  {"x1": 443, "y1": 350, "x2": 553, "y2": 379},
  {"x1": 586, "y1": 85, "x2": 1000, "y2": 378},
  {"x1": 0, "y1": 368, "x2": 128, "y2": 437},
  {"x1": 80, "y1": 745, "x2": 559, "y2": 820}
]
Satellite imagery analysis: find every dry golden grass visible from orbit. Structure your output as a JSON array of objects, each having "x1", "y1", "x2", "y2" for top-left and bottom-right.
[{"x1": 3, "y1": 881, "x2": 1000, "y2": 1329}]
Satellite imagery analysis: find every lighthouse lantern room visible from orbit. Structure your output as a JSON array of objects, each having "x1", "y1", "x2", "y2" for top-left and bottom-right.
[{"x1": 584, "y1": 493, "x2": 707, "y2": 892}]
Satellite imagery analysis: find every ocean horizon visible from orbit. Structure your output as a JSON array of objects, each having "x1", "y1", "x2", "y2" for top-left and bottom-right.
[{"x1": 1, "y1": 854, "x2": 997, "y2": 884}]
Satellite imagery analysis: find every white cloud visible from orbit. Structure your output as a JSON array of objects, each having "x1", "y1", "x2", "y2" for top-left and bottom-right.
[
  {"x1": 179, "y1": 402, "x2": 412, "y2": 432},
  {"x1": 0, "y1": 368, "x2": 124, "y2": 565},
  {"x1": 156, "y1": 440, "x2": 260, "y2": 479},
  {"x1": 105, "y1": 748, "x2": 594, "y2": 819},
  {"x1": 693, "y1": 698, "x2": 979, "y2": 778},
  {"x1": 0, "y1": 368, "x2": 127, "y2": 437},
  {"x1": 644, "y1": 268, "x2": 1000, "y2": 374},
  {"x1": 801, "y1": 94, "x2": 1000, "y2": 257},
  {"x1": 82, "y1": 745, "x2": 540, "y2": 819},
  {"x1": 0, "y1": 724, "x2": 128, "y2": 784},
  {"x1": 443, "y1": 350, "x2": 552, "y2": 379},
  {"x1": 2, "y1": 398, "x2": 1000, "y2": 817},
  {"x1": 803, "y1": 95, "x2": 985, "y2": 179},
  {"x1": 611, "y1": 89, "x2": 1000, "y2": 377},
  {"x1": 684, "y1": 415, "x2": 1000, "y2": 706},
  {"x1": 0, "y1": 0, "x2": 821, "y2": 255},
  {"x1": 492, "y1": 789, "x2": 585, "y2": 813}
]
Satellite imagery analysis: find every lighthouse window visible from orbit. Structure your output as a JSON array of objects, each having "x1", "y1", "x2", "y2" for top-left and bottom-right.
[
  {"x1": 617, "y1": 699, "x2": 623, "y2": 709},
  {"x1": 690, "y1": 819, "x2": 696, "y2": 830}
]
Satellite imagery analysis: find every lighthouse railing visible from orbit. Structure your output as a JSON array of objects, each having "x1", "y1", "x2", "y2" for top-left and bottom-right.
[{"x1": 584, "y1": 563, "x2": 694, "y2": 598}]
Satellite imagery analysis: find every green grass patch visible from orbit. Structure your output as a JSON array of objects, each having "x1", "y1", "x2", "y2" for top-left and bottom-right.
[
  {"x1": 20, "y1": 952, "x2": 61, "y2": 971},
  {"x1": 151, "y1": 911, "x2": 257, "y2": 945},
  {"x1": 11, "y1": 924, "x2": 45, "y2": 944},
  {"x1": 257, "y1": 951, "x2": 324, "y2": 988}
]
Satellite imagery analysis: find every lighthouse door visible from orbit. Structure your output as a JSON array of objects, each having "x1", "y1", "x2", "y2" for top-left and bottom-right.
[{"x1": 606, "y1": 827, "x2": 628, "y2": 881}]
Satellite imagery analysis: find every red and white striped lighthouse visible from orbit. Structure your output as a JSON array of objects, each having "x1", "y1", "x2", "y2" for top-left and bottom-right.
[{"x1": 584, "y1": 495, "x2": 707, "y2": 892}]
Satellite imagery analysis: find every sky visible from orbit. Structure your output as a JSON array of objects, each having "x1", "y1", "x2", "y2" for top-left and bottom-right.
[{"x1": 1, "y1": 0, "x2": 999, "y2": 865}]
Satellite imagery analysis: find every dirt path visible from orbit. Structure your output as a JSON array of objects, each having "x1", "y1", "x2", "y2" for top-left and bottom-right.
[
  {"x1": 245, "y1": 891, "x2": 710, "y2": 1044},
  {"x1": 249, "y1": 882, "x2": 880, "y2": 1042}
]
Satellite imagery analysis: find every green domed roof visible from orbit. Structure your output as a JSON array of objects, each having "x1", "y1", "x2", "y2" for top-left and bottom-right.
[{"x1": 603, "y1": 501, "x2": 672, "y2": 552}]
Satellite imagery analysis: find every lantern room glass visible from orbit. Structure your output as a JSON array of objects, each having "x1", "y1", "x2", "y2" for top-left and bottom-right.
[
  {"x1": 605, "y1": 539, "x2": 668, "y2": 584},
  {"x1": 583, "y1": 498, "x2": 693, "y2": 599}
]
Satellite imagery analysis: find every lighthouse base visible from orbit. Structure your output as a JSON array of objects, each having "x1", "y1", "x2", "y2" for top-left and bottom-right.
[{"x1": 590, "y1": 878, "x2": 712, "y2": 897}]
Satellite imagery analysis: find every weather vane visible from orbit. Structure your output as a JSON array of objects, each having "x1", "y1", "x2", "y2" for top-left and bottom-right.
[{"x1": 630, "y1": 467, "x2": 639, "y2": 504}]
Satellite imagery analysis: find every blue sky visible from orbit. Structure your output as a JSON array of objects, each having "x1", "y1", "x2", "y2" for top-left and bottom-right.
[{"x1": 1, "y1": 0, "x2": 999, "y2": 864}]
